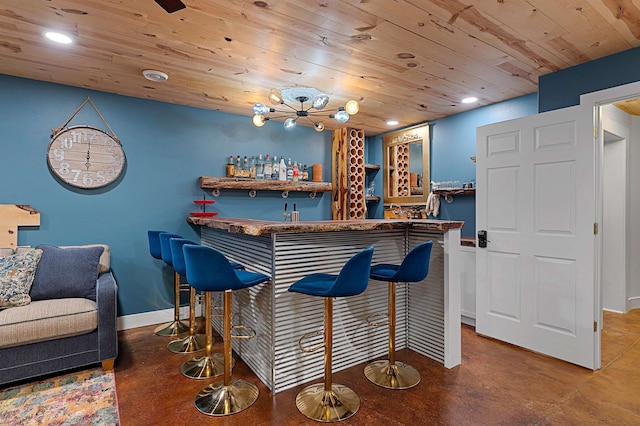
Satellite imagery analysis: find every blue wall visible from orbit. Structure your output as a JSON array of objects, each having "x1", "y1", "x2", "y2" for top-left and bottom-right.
[
  {"x1": 539, "y1": 46, "x2": 640, "y2": 112},
  {"x1": 367, "y1": 94, "x2": 538, "y2": 238},
  {"x1": 0, "y1": 74, "x2": 331, "y2": 316}
]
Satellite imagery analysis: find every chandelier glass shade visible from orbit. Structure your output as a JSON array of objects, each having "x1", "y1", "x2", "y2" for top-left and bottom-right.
[{"x1": 252, "y1": 88, "x2": 359, "y2": 132}]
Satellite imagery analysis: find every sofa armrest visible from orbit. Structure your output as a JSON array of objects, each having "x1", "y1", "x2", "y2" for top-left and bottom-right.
[{"x1": 97, "y1": 271, "x2": 118, "y2": 361}]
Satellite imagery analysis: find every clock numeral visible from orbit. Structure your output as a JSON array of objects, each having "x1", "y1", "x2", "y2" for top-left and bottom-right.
[
  {"x1": 58, "y1": 162, "x2": 71, "y2": 176},
  {"x1": 82, "y1": 173, "x2": 94, "y2": 187},
  {"x1": 96, "y1": 171, "x2": 106, "y2": 185},
  {"x1": 71, "y1": 169, "x2": 82, "y2": 182},
  {"x1": 61, "y1": 136, "x2": 73, "y2": 150},
  {"x1": 105, "y1": 138, "x2": 116, "y2": 153},
  {"x1": 52, "y1": 148, "x2": 65, "y2": 161}
]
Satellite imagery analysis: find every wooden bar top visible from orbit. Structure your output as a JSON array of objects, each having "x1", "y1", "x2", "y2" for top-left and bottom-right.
[{"x1": 187, "y1": 217, "x2": 464, "y2": 236}]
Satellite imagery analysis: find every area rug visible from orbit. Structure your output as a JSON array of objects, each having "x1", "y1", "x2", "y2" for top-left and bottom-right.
[{"x1": 0, "y1": 368, "x2": 120, "y2": 425}]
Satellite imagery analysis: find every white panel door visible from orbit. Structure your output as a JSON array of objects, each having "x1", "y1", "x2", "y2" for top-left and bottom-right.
[{"x1": 476, "y1": 104, "x2": 598, "y2": 369}]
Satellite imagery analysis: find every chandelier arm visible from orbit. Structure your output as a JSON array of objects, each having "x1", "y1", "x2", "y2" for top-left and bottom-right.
[
  {"x1": 304, "y1": 116, "x2": 319, "y2": 126},
  {"x1": 306, "y1": 108, "x2": 341, "y2": 116},
  {"x1": 266, "y1": 113, "x2": 299, "y2": 120},
  {"x1": 278, "y1": 101, "x2": 300, "y2": 112}
]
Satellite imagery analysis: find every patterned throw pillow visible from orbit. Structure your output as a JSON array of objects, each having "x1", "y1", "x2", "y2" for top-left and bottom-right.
[{"x1": 0, "y1": 249, "x2": 43, "y2": 309}]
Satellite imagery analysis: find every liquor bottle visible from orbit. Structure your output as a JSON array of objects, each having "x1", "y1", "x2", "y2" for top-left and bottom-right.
[
  {"x1": 279, "y1": 156, "x2": 287, "y2": 181},
  {"x1": 243, "y1": 156, "x2": 249, "y2": 178},
  {"x1": 292, "y1": 161, "x2": 299, "y2": 182},
  {"x1": 286, "y1": 158, "x2": 293, "y2": 181},
  {"x1": 256, "y1": 154, "x2": 264, "y2": 179},
  {"x1": 226, "y1": 155, "x2": 234, "y2": 178},
  {"x1": 234, "y1": 155, "x2": 241, "y2": 178},
  {"x1": 249, "y1": 155, "x2": 256, "y2": 179},
  {"x1": 301, "y1": 164, "x2": 309, "y2": 181},
  {"x1": 272, "y1": 155, "x2": 280, "y2": 180},
  {"x1": 263, "y1": 154, "x2": 272, "y2": 180}
]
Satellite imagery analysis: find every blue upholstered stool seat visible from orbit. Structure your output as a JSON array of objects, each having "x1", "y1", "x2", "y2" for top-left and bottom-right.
[
  {"x1": 287, "y1": 246, "x2": 374, "y2": 423},
  {"x1": 365, "y1": 240, "x2": 433, "y2": 390},
  {"x1": 150, "y1": 232, "x2": 189, "y2": 337},
  {"x1": 183, "y1": 244, "x2": 270, "y2": 417},
  {"x1": 147, "y1": 230, "x2": 163, "y2": 260}
]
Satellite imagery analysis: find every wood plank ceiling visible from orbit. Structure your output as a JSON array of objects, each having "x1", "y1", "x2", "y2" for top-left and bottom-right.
[{"x1": 1, "y1": 0, "x2": 640, "y2": 135}]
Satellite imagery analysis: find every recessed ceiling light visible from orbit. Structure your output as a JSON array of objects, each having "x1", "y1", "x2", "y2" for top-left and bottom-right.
[
  {"x1": 44, "y1": 31, "x2": 73, "y2": 44},
  {"x1": 461, "y1": 97, "x2": 478, "y2": 104},
  {"x1": 142, "y1": 69, "x2": 169, "y2": 82},
  {"x1": 386, "y1": 120, "x2": 399, "y2": 126}
]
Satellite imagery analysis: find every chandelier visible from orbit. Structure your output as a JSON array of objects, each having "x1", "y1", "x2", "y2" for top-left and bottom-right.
[{"x1": 252, "y1": 87, "x2": 360, "y2": 132}]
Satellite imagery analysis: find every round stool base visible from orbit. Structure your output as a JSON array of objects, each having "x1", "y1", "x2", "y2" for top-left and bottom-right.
[
  {"x1": 195, "y1": 379, "x2": 259, "y2": 416},
  {"x1": 167, "y1": 334, "x2": 206, "y2": 354},
  {"x1": 181, "y1": 353, "x2": 234, "y2": 379},
  {"x1": 364, "y1": 360, "x2": 420, "y2": 390},
  {"x1": 295, "y1": 383, "x2": 360, "y2": 422},
  {"x1": 154, "y1": 320, "x2": 189, "y2": 337}
]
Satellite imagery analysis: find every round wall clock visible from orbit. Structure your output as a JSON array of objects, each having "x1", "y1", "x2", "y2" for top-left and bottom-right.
[{"x1": 47, "y1": 125, "x2": 125, "y2": 189}]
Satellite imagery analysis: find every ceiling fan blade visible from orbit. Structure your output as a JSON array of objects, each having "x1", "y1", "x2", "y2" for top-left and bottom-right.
[{"x1": 154, "y1": 0, "x2": 186, "y2": 13}]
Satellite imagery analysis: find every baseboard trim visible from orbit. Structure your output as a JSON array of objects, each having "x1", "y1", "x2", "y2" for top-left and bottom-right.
[{"x1": 117, "y1": 304, "x2": 201, "y2": 331}]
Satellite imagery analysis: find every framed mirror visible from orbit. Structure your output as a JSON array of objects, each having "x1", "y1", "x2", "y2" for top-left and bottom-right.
[{"x1": 383, "y1": 123, "x2": 430, "y2": 205}]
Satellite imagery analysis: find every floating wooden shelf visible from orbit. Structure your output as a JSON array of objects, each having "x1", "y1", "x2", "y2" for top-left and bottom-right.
[
  {"x1": 432, "y1": 188, "x2": 475, "y2": 196},
  {"x1": 364, "y1": 163, "x2": 381, "y2": 171},
  {"x1": 199, "y1": 176, "x2": 332, "y2": 198},
  {"x1": 433, "y1": 188, "x2": 475, "y2": 203},
  {"x1": 365, "y1": 196, "x2": 381, "y2": 202}
]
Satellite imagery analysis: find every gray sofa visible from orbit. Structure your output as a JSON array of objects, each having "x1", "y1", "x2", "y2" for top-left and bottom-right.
[{"x1": 0, "y1": 244, "x2": 118, "y2": 386}]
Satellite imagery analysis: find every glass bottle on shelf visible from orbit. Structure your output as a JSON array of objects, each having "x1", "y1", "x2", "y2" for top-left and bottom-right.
[
  {"x1": 234, "y1": 155, "x2": 241, "y2": 178},
  {"x1": 272, "y1": 155, "x2": 280, "y2": 180},
  {"x1": 292, "y1": 161, "x2": 299, "y2": 182},
  {"x1": 279, "y1": 156, "x2": 287, "y2": 181},
  {"x1": 264, "y1": 154, "x2": 272, "y2": 180},
  {"x1": 249, "y1": 155, "x2": 256, "y2": 179},
  {"x1": 302, "y1": 164, "x2": 309, "y2": 181},
  {"x1": 226, "y1": 155, "x2": 234, "y2": 178},
  {"x1": 286, "y1": 158, "x2": 293, "y2": 181},
  {"x1": 256, "y1": 154, "x2": 264, "y2": 179}
]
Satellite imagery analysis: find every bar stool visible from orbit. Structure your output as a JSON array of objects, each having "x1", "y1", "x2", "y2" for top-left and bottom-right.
[
  {"x1": 183, "y1": 244, "x2": 269, "y2": 416},
  {"x1": 288, "y1": 246, "x2": 374, "y2": 423},
  {"x1": 148, "y1": 231, "x2": 189, "y2": 337},
  {"x1": 364, "y1": 240, "x2": 433, "y2": 390},
  {"x1": 167, "y1": 238, "x2": 206, "y2": 353}
]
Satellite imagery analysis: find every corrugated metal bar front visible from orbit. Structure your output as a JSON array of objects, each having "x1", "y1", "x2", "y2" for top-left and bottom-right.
[
  {"x1": 407, "y1": 230, "x2": 446, "y2": 363},
  {"x1": 272, "y1": 229, "x2": 406, "y2": 393},
  {"x1": 201, "y1": 228, "x2": 275, "y2": 390}
]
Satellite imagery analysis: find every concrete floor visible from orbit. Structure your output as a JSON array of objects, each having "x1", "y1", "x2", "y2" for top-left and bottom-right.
[{"x1": 114, "y1": 310, "x2": 640, "y2": 425}]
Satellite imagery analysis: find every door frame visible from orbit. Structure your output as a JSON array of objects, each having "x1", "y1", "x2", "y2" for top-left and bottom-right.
[{"x1": 581, "y1": 80, "x2": 640, "y2": 364}]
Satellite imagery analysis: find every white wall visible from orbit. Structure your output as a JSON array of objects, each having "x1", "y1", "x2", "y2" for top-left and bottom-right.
[
  {"x1": 629, "y1": 118, "x2": 640, "y2": 310},
  {"x1": 601, "y1": 104, "x2": 640, "y2": 312}
]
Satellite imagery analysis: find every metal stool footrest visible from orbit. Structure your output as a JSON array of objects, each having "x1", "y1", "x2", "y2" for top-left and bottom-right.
[
  {"x1": 366, "y1": 312, "x2": 389, "y2": 327},
  {"x1": 297, "y1": 330, "x2": 324, "y2": 353},
  {"x1": 231, "y1": 324, "x2": 256, "y2": 340}
]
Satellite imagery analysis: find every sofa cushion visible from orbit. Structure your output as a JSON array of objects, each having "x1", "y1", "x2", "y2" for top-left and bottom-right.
[
  {"x1": 0, "y1": 298, "x2": 97, "y2": 348},
  {"x1": 0, "y1": 249, "x2": 42, "y2": 309},
  {"x1": 16, "y1": 244, "x2": 110, "y2": 274},
  {"x1": 31, "y1": 245, "x2": 104, "y2": 302},
  {"x1": 59, "y1": 244, "x2": 110, "y2": 274}
]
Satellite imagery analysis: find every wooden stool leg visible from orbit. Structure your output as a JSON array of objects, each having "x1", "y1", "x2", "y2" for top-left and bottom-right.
[{"x1": 295, "y1": 297, "x2": 360, "y2": 422}]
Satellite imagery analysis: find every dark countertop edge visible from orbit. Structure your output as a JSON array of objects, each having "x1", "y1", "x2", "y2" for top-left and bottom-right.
[{"x1": 187, "y1": 217, "x2": 464, "y2": 236}]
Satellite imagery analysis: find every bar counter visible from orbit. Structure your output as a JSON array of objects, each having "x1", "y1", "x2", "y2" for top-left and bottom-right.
[{"x1": 187, "y1": 216, "x2": 463, "y2": 394}]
